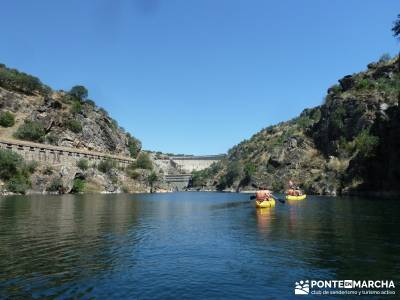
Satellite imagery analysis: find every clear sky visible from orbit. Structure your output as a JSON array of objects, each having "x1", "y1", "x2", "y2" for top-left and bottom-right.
[{"x1": 1, "y1": 1, "x2": 399, "y2": 155}]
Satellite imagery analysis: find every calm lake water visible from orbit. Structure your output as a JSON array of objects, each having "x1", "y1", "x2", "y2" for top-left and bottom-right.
[{"x1": 0, "y1": 192, "x2": 399, "y2": 299}]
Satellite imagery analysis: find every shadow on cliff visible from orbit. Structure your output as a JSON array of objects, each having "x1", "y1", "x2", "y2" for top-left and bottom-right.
[{"x1": 346, "y1": 101, "x2": 400, "y2": 195}]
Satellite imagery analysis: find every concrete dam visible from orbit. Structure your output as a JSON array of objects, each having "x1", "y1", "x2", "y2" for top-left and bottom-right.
[{"x1": 155, "y1": 155, "x2": 225, "y2": 190}]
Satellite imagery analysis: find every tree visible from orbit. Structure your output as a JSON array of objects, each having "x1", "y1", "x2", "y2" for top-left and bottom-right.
[
  {"x1": 128, "y1": 136, "x2": 141, "y2": 158},
  {"x1": 393, "y1": 14, "x2": 400, "y2": 39},
  {"x1": 69, "y1": 85, "x2": 88, "y2": 101},
  {"x1": 147, "y1": 171, "x2": 158, "y2": 193}
]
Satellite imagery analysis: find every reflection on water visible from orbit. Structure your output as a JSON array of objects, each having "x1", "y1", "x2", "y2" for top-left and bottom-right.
[
  {"x1": 0, "y1": 193, "x2": 399, "y2": 299},
  {"x1": 255, "y1": 208, "x2": 274, "y2": 235}
]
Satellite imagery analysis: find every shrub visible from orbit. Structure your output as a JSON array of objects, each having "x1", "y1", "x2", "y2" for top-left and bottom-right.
[
  {"x1": 48, "y1": 177, "x2": 63, "y2": 192},
  {"x1": 121, "y1": 185, "x2": 130, "y2": 193},
  {"x1": 126, "y1": 168, "x2": 140, "y2": 179},
  {"x1": 69, "y1": 85, "x2": 88, "y2": 101},
  {"x1": 376, "y1": 75, "x2": 400, "y2": 99},
  {"x1": 109, "y1": 119, "x2": 118, "y2": 130},
  {"x1": 85, "y1": 99, "x2": 96, "y2": 107},
  {"x1": 0, "y1": 111, "x2": 15, "y2": 127},
  {"x1": 98, "y1": 107, "x2": 108, "y2": 116},
  {"x1": 147, "y1": 171, "x2": 158, "y2": 192},
  {"x1": 133, "y1": 152, "x2": 153, "y2": 170},
  {"x1": 71, "y1": 178, "x2": 85, "y2": 193},
  {"x1": 191, "y1": 170, "x2": 207, "y2": 187},
  {"x1": 14, "y1": 120, "x2": 45, "y2": 142},
  {"x1": 127, "y1": 136, "x2": 141, "y2": 158},
  {"x1": 0, "y1": 149, "x2": 34, "y2": 194},
  {"x1": 329, "y1": 105, "x2": 346, "y2": 136},
  {"x1": 97, "y1": 159, "x2": 116, "y2": 173},
  {"x1": 354, "y1": 129, "x2": 379, "y2": 157},
  {"x1": 191, "y1": 162, "x2": 222, "y2": 187},
  {"x1": 296, "y1": 115, "x2": 313, "y2": 129},
  {"x1": 46, "y1": 133, "x2": 59, "y2": 145},
  {"x1": 77, "y1": 159, "x2": 89, "y2": 170},
  {"x1": 7, "y1": 173, "x2": 30, "y2": 194},
  {"x1": 65, "y1": 119, "x2": 82, "y2": 133},
  {"x1": 225, "y1": 161, "x2": 242, "y2": 187},
  {"x1": 0, "y1": 149, "x2": 23, "y2": 180},
  {"x1": 329, "y1": 84, "x2": 342, "y2": 94},
  {"x1": 216, "y1": 177, "x2": 228, "y2": 191},
  {"x1": 70, "y1": 101, "x2": 83, "y2": 114},
  {"x1": 355, "y1": 78, "x2": 374, "y2": 90}
]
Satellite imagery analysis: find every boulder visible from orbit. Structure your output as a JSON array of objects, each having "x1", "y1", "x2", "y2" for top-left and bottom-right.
[{"x1": 339, "y1": 75, "x2": 355, "y2": 91}]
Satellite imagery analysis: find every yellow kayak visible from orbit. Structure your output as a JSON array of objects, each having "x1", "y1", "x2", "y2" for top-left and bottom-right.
[
  {"x1": 285, "y1": 194, "x2": 307, "y2": 200},
  {"x1": 255, "y1": 198, "x2": 276, "y2": 208}
]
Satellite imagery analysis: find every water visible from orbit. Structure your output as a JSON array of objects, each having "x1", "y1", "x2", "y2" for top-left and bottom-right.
[{"x1": 0, "y1": 193, "x2": 399, "y2": 299}]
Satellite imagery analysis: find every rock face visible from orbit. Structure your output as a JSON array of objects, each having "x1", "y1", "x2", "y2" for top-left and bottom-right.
[
  {"x1": 196, "y1": 57, "x2": 400, "y2": 196},
  {"x1": 2, "y1": 91, "x2": 137, "y2": 156}
]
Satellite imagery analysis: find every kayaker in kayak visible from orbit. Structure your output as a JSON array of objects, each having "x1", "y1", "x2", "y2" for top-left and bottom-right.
[
  {"x1": 256, "y1": 187, "x2": 273, "y2": 202},
  {"x1": 287, "y1": 180, "x2": 303, "y2": 196}
]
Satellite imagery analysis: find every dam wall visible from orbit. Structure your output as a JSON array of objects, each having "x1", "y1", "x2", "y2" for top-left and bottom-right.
[{"x1": 160, "y1": 155, "x2": 225, "y2": 174}]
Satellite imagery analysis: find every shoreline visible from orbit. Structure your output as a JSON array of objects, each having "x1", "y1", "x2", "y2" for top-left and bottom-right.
[{"x1": 2, "y1": 188, "x2": 400, "y2": 199}]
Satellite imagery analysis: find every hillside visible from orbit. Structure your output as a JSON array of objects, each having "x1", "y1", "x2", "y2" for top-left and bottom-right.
[
  {"x1": 0, "y1": 63, "x2": 166, "y2": 194},
  {"x1": 0, "y1": 64, "x2": 141, "y2": 156},
  {"x1": 192, "y1": 56, "x2": 400, "y2": 196}
]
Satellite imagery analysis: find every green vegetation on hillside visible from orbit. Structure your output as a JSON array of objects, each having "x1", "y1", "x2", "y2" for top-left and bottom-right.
[
  {"x1": 0, "y1": 63, "x2": 49, "y2": 95},
  {"x1": 14, "y1": 120, "x2": 45, "y2": 142},
  {"x1": 127, "y1": 134, "x2": 141, "y2": 158},
  {"x1": 147, "y1": 171, "x2": 158, "y2": 192},
  {"x1": 71, "y1": 178, "x2": 86, "y2": 193},
  {"x1": 0, "y1": 111, "x2": 15, "y2": 127},
  {"x1": 77, "y1": 159, "x2": 89, "y2": 170},
  {"x1": 65, "y1": 119, "x2": 83, "y2": 133},
  {"x1": 0, "y1": 149, "x2": 36, "y2": 194},
  {"x1": 69, "y1": 85, "x2": 88, "y2": 101},
  {"x1": 191, "y1": 162, "x2": 221, "y2": 188},
  {"x1": 97, "y1": 159, "x2": 117, "y2": 173},
  {"x1": 131, "y1": 152, "x2": 153, "y2": 170}
]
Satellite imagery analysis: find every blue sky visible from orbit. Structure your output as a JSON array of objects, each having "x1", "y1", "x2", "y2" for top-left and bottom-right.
[{"x1": 1, "y1": 0, "x2": 399, "y2": 155}]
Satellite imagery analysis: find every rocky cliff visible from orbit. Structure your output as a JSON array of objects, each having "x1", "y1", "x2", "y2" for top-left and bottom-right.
[{"x1": 193, "y1": 56, "x2": 400, "y2": 196}]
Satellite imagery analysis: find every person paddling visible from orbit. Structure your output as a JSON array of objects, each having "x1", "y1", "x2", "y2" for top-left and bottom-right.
[
  {"x1": 287, "y1": 180, "x2": 303, "y2": 196},
  {"x1": 256, "y1": 186, "x2": 273, "y2": 203}
]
